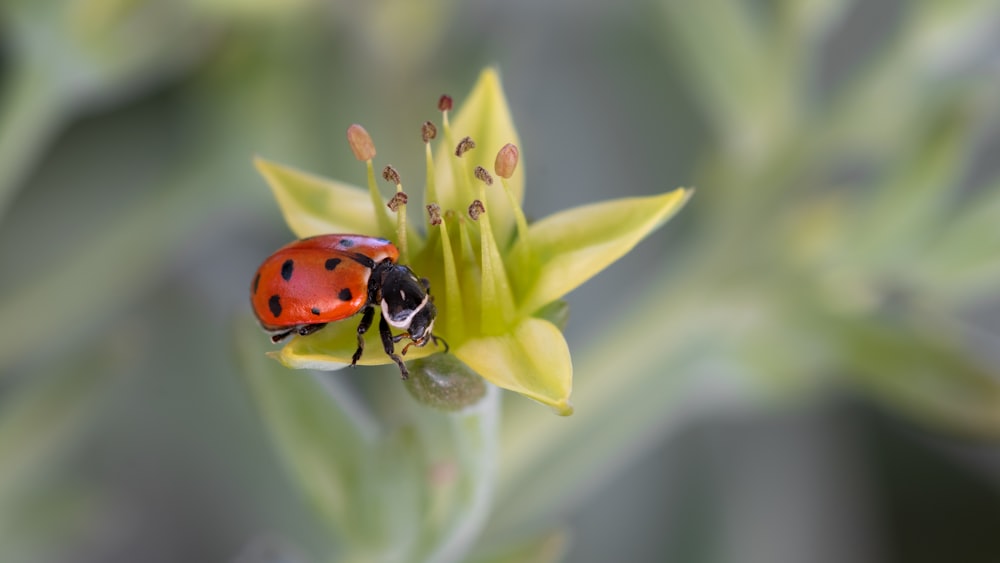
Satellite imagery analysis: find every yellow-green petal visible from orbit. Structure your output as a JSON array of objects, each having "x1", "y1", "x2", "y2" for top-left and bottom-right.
[
  {"x1": 255, "y1": 157, "x2": 388, "y2": 239},
  {"x1": 512, "y1": 188, "x2": 693, "y2": 315},
  {"x1": 434, "y1": 68, "x2": 524, "y2": 245},
  {"x1": 275, "y1": 319, "x2": 439, "y2": 371},
  {"x1": 454, "y1": 317, "x2": 573, "y2": 415}
]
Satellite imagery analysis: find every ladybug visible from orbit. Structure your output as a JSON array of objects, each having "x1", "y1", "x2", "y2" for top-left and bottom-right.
[{"x1": 250, "y1": 234, "x2": 443, "y2": 378}]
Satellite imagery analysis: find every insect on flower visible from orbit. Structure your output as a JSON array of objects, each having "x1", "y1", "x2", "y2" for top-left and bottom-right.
[{"x1": 250, "y1": 234, "x2": 446, "y2": 379}]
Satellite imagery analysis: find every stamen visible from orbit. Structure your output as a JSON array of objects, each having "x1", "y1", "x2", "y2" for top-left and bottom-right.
[
  {"x1": 438, "y1": 95, "x2": 467, "y2": 204},
  {"x1": 382, "y1": 165, "x2": 401, "y2": 185},
  {"x1": 438, "y1": 95, "x2": 453, "y2": 112},
  {"x1": 474, "y1": 166, "x2": 494, "y2": 186},
  {"x1": 455, "y1": 136, "x2": 476, "y2": 157},
  {"x1": 382, "y1": 165, "x2": 409, "y2": 263},
  {"x1": 454, "y1": 211, "x2": 482, "y2": 330},
  {"x1": 434, "y1": 211, "x2": 465, "y2": 337},
  {"x1": 387, "y1": 191, "x2": 408, "y2": 211},
  {"x1": 494, "y1": 143, "x2": 532, "y2": 265},
  {"x1": 474, "y1": 198, "x2": 516, "y2": 331},
  {"x1": 426, "y1": 203, "x2": 442, "y2": 226},
  {"x1": 468, "y1": 200, "x2": 485, "y2": 221},
  {"x1": 421, "y1": 121, "x2": 437, "y2": 143},
  {"x1": 423, "y1": 122, "x2": 439, "y2": 207},
  {"x1": 347, "y1": 124, "x2": 394, "y2": 237},
  {"x1": 347, "y1": 124, "x2": 376, "y2": 161},
  {"x1": 495, "y1": 143, "x2": 518, "y2": 179}
]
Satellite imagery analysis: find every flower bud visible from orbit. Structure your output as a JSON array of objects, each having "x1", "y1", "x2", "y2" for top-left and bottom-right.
[
  {"x1": 404, "y1": 353, "x2": 486, "y2": 411},
  {"x1": 347, "y1": 124, "x2": 376, "y2": 161},
  {"x1": 495, "y1": 143, "x2": 519, "y2": 179}
]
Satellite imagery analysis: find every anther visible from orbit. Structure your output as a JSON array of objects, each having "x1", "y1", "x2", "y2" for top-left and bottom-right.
[
  {"x1": 382, "y1": 165, "x2": 401, "y2": 185},
  {"x1": 347, "y1": 124, "x2": 376, "y2": 161},
  {"x1": 438, "y1": 95, "x2": 453, "y2": 112},
  {"x1": 421, "y1": 121, "x2": 437, "y2": 143},
  {"x1": 388, "y1": 192, "x2": 409, "y2": 212},
  {"x1": 495, "y1": 143, "x2": 519, "y2": 179},
  {"x1": 426, "y1": 203, "x2": 442, "y2": 226},
  {"x1": 474, "y1": 166, "x2": 494, "y2": 186},
  {"x1": 468, "y1": 200, "x2": 485, "y2": 220},
  {"x1": 455, "y1": 136, "x2": 476, "y2": 157}
]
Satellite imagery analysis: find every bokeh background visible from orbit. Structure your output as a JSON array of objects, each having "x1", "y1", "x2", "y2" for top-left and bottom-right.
[{"x1": 2, "y1": 1, "x2": 1000, "y2": 562}]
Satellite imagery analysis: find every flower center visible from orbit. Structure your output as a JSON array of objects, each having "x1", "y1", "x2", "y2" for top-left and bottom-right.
[{"x1": 345, "y1": 97, "x2": 530, "y2": 345}]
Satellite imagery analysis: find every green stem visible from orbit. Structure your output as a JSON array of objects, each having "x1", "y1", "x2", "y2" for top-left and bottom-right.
[{"x1": 420, "y1": 386, "x2": 500, "y2": 562}]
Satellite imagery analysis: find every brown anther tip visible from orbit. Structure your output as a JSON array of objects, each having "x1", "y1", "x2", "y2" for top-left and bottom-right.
[
  {"x1": 426, "y1": 203, "x2": 442, "y2": 226},
  {"x1": 347, "y1": 124, "x2": 376, "y2": 161},
  {"x1": 474, "y1": 166, "x2": 494, "y2": 186},
  {"x1": 421, "y1": 121, "x2": 437, "y2": 143},
  {"x1": 438, "y1": 95, "x2": 453, "y2": 112},
  {"x1": 382, "y1": 165, "x2": 401, "y2": 185},
  {"x1": 468, "y1": 200, "x2": 485, "y2": 220},
  {"x1": 388, "y1": 191, "x2": 409, "y2": 212},
  {"x1": 455, "y1": 136, "x2": 476, "y2": 157},
  {"x1": 495, "y1": 143, "x2": 519, "y2": 179}
]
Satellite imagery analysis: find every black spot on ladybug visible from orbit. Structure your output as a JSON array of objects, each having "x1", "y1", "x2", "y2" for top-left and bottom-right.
[
  {"x1": 281, "y1": 259, "x2": 294, "y2": 281},
  {"x1": 339, "y1": 238, "x2": 354, "y2": 248},
  {"x1": 325, "y1": 258, "x2": 341, "y2": 270},
  {"x1": 311, "y1": 307, "x2": 321, "y2": 315},
  {"x1": 338, "y1": 288, "x2": 353, "y2": 301},
  {"x1": 269, "y1": 295, "x2": 282, "y2": 318},
  {"x1": 252, "y1": 273, "x2": 260, "y2": 294}
]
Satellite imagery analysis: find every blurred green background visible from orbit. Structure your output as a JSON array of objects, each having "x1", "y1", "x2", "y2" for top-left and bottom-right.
[{"x1": 2, "y1": 0, "x2": 1000, "y2": 562}]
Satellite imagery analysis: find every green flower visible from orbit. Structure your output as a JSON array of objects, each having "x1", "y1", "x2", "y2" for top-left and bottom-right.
[{"x1": 254, "y1": 68, "x2": 691, "y2": 415}]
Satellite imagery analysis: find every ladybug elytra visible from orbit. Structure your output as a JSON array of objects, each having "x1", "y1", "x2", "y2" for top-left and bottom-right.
[{"x1": 250, "y1": 234, "x2": 442, "y2": 378}]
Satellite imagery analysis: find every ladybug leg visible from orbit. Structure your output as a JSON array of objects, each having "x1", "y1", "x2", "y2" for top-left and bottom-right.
[
  {"x1": 351, "y1": 306, "x2": 375, "y2": 366},
  {"x1": 296, "y1": 323, "x2": 327, "y2": 337},
  {"x1": 379, "y1": 316, "x2": 409, "y2": 379},
  {"x1": 270, "y1": 330, "x2": 294, "y2": 343}
]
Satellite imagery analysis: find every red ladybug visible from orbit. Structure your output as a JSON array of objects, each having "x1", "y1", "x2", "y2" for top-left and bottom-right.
[{"x1": 250, "y1": 234, "x2": 441, "y2": 378}]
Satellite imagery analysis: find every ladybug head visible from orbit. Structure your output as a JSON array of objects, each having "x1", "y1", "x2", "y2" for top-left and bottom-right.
[{"x1": 379, "y1": 265, "x2": 436, "y2": 345}]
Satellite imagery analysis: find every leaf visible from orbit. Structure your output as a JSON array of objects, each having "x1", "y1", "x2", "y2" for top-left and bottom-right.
[
  {"x1": 455, "y1": 317, "x2": 573, "y2": 415},
  {"x1": 433, "y1": 68, "x2": 524, "y2": 246},
  {"x1": 511, "y1": 188, "x2": 692, "y2": 315},
  {"x1": 914, "y1": 178, "x2": 1000, "y2": 302},
  {"x1": 255, "y1": 157, "x2": 387, "y2": 239},
  {"x1": 835, "y1": 318, "x2": 1000, "y2": 437},
  {"x1": 236, "y1": 320, "x2": 381, "y2": 543}
]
